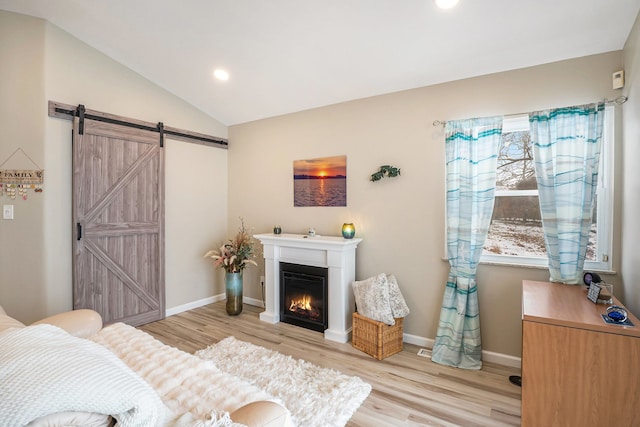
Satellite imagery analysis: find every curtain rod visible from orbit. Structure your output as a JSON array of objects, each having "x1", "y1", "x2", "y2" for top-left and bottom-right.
[{"x1": 432, "y1": 96, "x2": 629, "y2": 127}]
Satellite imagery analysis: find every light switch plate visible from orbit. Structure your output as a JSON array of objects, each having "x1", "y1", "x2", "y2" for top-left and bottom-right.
[{"x1": 3, "y1": 205, "x2": 14, "y2": 220}]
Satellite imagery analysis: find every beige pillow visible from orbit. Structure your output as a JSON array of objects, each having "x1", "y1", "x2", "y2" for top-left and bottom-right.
[
  {"x1": 386, "y1": 274, "x2": 410, "y2": 318},
  {"x1": 230, "y1": 401, "x2": 289, "y2": 427},
  {"x1": 0, "y1": 313, "x2": 25, "y2": 334},
  {"x1": 352, "y1": 273, "x2": 395, "y2": 325},
  {"x1": 32, "y1": 309, "x2": 103, "y2": 338}
]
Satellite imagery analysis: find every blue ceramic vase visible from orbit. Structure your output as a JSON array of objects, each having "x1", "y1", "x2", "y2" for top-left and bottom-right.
[{"x1": 225, "y1": 271, "x2": 243, "y2": 315}]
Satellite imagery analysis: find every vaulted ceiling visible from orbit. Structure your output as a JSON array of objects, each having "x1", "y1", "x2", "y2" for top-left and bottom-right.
[{"x1": 1, "y1": 1, "x2": 638, "y2": 125}]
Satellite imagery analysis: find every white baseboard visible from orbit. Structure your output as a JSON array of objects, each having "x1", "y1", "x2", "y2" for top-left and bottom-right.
[
  {"x1": 166, "y1": 294, "x2": 263, "y2": 317},
  {"x1": 167, "y1": 298, "x2": 521, "y2": 369},
  {"x1": 403, "y1": 332, "x2": 434, "y2": 348},
  {"x1": 165, "y1": 295, "x2": 223, "y2": 316},
  {"x1": 403, "y1": 332, "x2": 521, "y2": 369},
  {"x1": 243, "y1": 296, "x2": 265, "y2": 308},
  {"x1": 481, "y1": 350, "x2": 521, "y2": 369}
]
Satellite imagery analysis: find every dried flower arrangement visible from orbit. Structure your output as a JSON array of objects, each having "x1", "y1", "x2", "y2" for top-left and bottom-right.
[{"x1": 204, "y1": 218, "x2": 258, "y2": 273}]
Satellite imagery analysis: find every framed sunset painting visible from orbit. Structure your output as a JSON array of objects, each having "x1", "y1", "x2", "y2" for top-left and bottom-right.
[{"x1": 293, "y1": 155, "x2": 347, "y2": 207}]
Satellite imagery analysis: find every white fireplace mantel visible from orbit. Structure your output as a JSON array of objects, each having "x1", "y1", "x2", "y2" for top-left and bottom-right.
[{"x1": 254, "y1": 233, "x2": 363, "y2": 343}]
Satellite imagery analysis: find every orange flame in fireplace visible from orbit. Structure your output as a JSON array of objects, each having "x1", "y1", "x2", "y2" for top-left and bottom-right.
[{"x1": 289, "y1": 295, "x2": 313, "y2": 312}]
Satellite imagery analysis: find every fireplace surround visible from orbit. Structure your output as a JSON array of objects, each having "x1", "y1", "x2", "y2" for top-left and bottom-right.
[{"x1": 254, "y1": 233, "x2": 363, "y2": 343}]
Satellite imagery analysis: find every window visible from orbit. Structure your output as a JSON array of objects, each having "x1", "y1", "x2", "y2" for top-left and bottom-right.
[{"x1": 480, "y1": 106, "x2": 614, "y2": 271}]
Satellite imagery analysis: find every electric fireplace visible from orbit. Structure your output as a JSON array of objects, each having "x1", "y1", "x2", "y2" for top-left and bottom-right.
[
  {"x1": 253, "y1": 233, "x2": 362, "y2": 343},
  {"x1": 280, "y1": 262, "x2": 328, "y2": 332}
]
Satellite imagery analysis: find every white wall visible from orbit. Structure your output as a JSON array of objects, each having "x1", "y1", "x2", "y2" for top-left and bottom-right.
[
  {"x1": 621, "y1": 13, "x2": 640, "y2": 316},
  {"x1": 0, "y1": 12, "x2": 46, "y2": 319},
  {"x1": 0, "y1": 10, "x2": 228, "y2": 323},
  {"x1": 229, "y1": 52, "x2": 625, "y2": 359}
]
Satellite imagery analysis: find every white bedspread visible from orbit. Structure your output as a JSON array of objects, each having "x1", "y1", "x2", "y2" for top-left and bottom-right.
[{"x1": 0, "y1": 324, "x2": 167, "y2": 427}]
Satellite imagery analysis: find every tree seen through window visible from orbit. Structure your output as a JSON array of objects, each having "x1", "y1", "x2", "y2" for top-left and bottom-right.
[{"x1": 483, "y1": 129, "x2": 597, "y2": 261}]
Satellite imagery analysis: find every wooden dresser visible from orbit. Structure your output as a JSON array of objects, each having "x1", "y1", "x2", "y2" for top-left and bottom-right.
[{"x1": 521, "y1": 280, "x2": 640, "y2": 426}]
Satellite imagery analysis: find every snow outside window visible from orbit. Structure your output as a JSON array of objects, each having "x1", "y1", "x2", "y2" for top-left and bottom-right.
[{"x1": 479, "y1": 107, "x2": 614, "y2": 271}]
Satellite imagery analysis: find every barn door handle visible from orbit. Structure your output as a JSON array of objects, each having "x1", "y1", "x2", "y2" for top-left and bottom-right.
[{"x1": 77, "y1": 223, "x2": 82, "y2": 241}]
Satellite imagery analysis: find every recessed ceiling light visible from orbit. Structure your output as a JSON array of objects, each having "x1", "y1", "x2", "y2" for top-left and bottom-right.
[
  {"x1": 435, "y1": 0, "x2": 459, "y2": 9},
  {"x1": 213, "y1": 69, "x2": 229, "y2": 81}
]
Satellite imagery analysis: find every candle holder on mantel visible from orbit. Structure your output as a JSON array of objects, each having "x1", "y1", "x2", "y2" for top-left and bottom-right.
[{"x1": 342, "y1": 223, "x2": 355, "y2": 239}]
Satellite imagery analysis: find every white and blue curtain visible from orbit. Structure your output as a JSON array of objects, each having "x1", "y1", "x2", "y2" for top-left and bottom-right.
[
  {"x1": 431, "y1": 117, "x2": 502, "y2": 370},
  {"x1": 529, "y1": 103, "x2": 605, "y2": 284}
]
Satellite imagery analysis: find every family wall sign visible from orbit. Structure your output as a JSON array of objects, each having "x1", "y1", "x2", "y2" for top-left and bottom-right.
[{"x1": 0, "y1": 148, "x2": 44, "y2": 200}]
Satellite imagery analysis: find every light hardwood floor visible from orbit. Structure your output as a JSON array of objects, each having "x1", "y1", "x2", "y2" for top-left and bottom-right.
[{"x1": 139, "y1": 302, "x2": 521, "y2": 426}]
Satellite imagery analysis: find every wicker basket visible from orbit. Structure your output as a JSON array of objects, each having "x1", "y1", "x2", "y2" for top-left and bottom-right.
[{"x1": 352, "y1": 312, "x2": 403, "y2": 360}]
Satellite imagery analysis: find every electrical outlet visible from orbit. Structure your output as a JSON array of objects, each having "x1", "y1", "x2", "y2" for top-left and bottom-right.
[
  {"x1": 3, "y1": 205, "x2": 14, "y2": 220},
  {"x1": 260, "y1": 276, "x2": 265, "y2": 286}
]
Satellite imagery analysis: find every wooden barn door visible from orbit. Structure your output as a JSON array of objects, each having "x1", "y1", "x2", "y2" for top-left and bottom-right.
[{"x1": 72, "y1": 116, "x2": 165, "y2": 326}]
